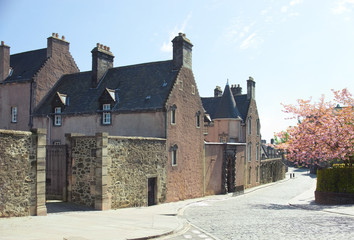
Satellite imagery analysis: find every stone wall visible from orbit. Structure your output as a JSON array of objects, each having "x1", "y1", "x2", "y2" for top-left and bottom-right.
[
  {"x1": 108, "y1": 137, "x2": 167, "y2": 208},
  {"x1": 69, "y1": 136, "x2": 97, "y2": 208},
  {"x1": 68, "y1": 133, "x2": 167, "y2": 210},
  {"x1": 0, "y1": 129, "x2": 47, "y2": 217},
  {"x1": 260, "y1": 158, "x2": 286, "y2": 184}
]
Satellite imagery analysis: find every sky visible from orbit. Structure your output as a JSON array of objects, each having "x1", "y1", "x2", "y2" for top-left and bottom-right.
[{"x1": 1, "y1": 0, "x2": 354, "y2": 142}]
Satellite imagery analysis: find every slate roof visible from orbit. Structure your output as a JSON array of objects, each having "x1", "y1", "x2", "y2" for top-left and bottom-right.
[
  {"x1": 3, "y1": 49, "x2": 47, "y2": 83},
  {"x1": 34, "y1": 60, "x2": 179, "y2": 115},
  {"x1": 201, "y1": 91, "x2": 250, "y2": 122},
  {"x1": 214, "y1": 83, "x2": 241, "y2": 119}
]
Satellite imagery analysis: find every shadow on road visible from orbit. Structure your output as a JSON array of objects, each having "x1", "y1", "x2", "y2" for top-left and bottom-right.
[{"x1": 46, "y1": 200, "x2": 96, "y2": 214}]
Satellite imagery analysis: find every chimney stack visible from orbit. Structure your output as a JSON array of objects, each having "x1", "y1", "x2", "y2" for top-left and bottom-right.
[
  {"x1": 91, "y1": 43, "x2": 114, "y2": 88},
  {"x1": 47, "y1": 32, "x2": 70, "y2": 58},
  {"x1": 231, "y1": 84, "x2": 242, "y2": 96},
  {"x1": 172, "y1": 33, "x2": 193, "y2": 70},
  {"x1": 214, "y1": 86, "x2": 222, "y2": 97},
  {"x1": 247, "y1": 76, "x2": 255, "y2": 100},
  {"x1": 0, "y1": 41, "x2": 10, "y2": 81}
]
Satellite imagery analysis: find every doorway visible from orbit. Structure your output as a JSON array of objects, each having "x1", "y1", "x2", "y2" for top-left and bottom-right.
[{"x1": 148, "y1": 177, "x2": 157, "y2": 206}]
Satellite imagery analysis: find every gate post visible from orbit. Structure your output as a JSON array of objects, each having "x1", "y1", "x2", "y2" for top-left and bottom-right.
[
  {"x1": 32, "y1": 128, "x2": 47, "y2": 216},
  {"x1": 95, "y1": 132, "x2": 111, "y2": 210}
]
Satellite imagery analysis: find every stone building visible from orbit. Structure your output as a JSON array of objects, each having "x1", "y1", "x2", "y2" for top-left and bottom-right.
[
  {"x1": 0, "y1": 33, "x2": 79, "y2": 131},
  {"x1": 33, "y1": 33, "x2": 205, "y2": 202},
  {"x1": 202, "y1": 78, "x2": 262, "y2": 192}
]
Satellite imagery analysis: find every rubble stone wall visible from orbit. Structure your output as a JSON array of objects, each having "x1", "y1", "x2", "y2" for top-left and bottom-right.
[
  {"x1": 0, "y1": 129, "x2": 46, "y2": 217},
  {"x1": 69, "y1": 133, "x2": 167, "y2": 209},
  {"x1": 260, "y1": 158, "x2": 286, "y2": 184},
  {"x1": 108, "y1": 137, "x2": 167, "y2": 208},
  {"x1": 70, "y1": 136, "x2": 97, "y2": 208}
]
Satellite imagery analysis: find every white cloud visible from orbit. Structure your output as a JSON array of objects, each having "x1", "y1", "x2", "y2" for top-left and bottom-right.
[
  {"x1": 160, "y1": 13, "x2": 192, "y2": 53},
  {"x1": 290, "y1": 0, "x2": 303, "y2": 6},
  {"x1": 332, "y1": 0, "x2": 354, "y2": 14},
  {"x1": 281, "y1": 6, "x2": 288, "y2": 13},
  {"x1": 240, "y1": 32, "x2": 263, "y2": 50}
]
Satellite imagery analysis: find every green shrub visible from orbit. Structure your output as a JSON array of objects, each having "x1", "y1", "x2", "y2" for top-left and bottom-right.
[{"x1": 317, "y1": 168, "x2": 354, "y2": 193}]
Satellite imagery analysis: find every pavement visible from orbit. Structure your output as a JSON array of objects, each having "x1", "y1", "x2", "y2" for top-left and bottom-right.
[{"x1": 1, "y1": 170, "x2": 353, "y2": 240}]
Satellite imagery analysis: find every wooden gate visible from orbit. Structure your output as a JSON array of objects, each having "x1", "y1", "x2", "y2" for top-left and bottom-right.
[{"x1": 46, "y1": 145, "x2": 67, "y2": 200}]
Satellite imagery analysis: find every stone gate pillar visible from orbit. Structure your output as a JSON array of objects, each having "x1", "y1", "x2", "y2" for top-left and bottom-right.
[
  {"x1": 95, "y1": 132, "x2": 111, "y2": 210},
  {"x1": 32, "y1": 128, "x2": 47, "y2": 216}
]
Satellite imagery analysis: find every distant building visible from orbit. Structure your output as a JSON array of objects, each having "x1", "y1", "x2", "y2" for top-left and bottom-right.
[
  {"x1": 0, "y1": 33, "x2": 79, "y2": 131},
  {"x1": 202, "y1": 78, "x2": 261, "y2": 193}
]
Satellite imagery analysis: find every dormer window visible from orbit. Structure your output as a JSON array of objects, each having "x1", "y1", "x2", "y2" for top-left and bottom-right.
[
  {"x1": 102, "y1": 104, "x2": 111, "y2": 125},
  {"x1": 54, "y1": 107, "x2": 62, "y2": 126}
]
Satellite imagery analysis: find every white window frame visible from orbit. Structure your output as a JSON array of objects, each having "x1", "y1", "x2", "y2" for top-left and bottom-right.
[
  {"x1": 172, "y1": 149, "x2": 177, "y2": 166},
  {"x1": 102, "y1": 104, "x2": 111, "y2": 125},
  {"x1": 54, "y1": 107, "x2": 62, "y2": 126},
  {"x1": 11, "y1": 106, "x2": 17, "y2": 123}
]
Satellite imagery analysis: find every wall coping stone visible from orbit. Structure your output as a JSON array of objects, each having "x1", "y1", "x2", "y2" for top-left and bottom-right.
[{"x1": 0, "y1": 129, "x2": 32, "y2": 136}]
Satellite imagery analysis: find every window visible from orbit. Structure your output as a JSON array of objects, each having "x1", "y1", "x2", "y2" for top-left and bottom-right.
[
  {"x1": 256, "y1": 143, "x2": 259, "y2": 161},
  {"x1": 179, "y1": 80, "x2": 183, "y2": 90},
  {"x1": 248, "y1": 143, "x2": 252, "y2": 162},
  {"x1": 256, "y1": 166, "x2": 259, "y2": 182},
  {"x1": 248, "y1": 167, "x2": 251, "y2": 184},
  {"x1": 248, "y1": 117, "x2": 252, "y2": 135},
  {"x1": 54, "y1": 107, "x2": 62, "y2": 126},
  {"x1": 53, "y1": 141, "x2": 61, "y2": 145},
  {"x1": 11, "y1": 106, "x2": 17, "y2": 123},
  {"x1": 102, "y1": 104, "x2": 111, "y2": 125},
  {"x1": 256, "y1": 119, "x2": 260, "y2": 136},
  {"x1": 171, "y1": 144, "x2": 178, "y2": 166},
  {"x1": 196, "y1": 111, "x2": 201, "y2": 128},
  {"x1": 171, "y1": 105, "x2": 177, "y2": 124}
]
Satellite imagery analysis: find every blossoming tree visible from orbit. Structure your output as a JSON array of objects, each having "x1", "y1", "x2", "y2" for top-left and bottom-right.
[{"x1": 275, "y1": 89, "x2": 354, "y2": 167}]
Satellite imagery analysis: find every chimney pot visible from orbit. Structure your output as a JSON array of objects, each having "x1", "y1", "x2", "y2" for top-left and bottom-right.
[
  {"x1": 56, "y1": 33, "x2": 59, "y2": 38},
  {"x1": 62, "y1": 35, "x2": 65, "y2": 40},
  {"x1": 104, "y1": 46, "x2": 107, "y2": 50},
  {"x1": 107, "y1": 47, "x2": 110, "y2": 51},
  {"x1": 52, "y1": 33, "x2": 55, "y2": 37},
  {"x1": 100, "y1": 44, "x2": 103, "y2": 49},
  {"x1": 97, "y1": 43, "x2": 100, "y2": 47},
  {"x1": 1, "y1": 41, "x2": 4, "y2": 46}
]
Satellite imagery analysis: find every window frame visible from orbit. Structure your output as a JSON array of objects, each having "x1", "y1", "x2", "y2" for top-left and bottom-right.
[
  {"x1": 196, "y1": 111, "x2": 201, "y2": 128},
  {"x1": 248, "y1": 142, "x2": 252, "y2": 162},
  {"x1": 256, "y1": 119, "x2": 260, "y2": 136},
  {"x1": 248, "y1": 117, "x2": 252, "y2": 135},
  {"x1": 54, "y1": 107, "x2": 62, "y2": 126},
  {"x1": 11, "y1": 106, "x2": 17, "y2": 123},
  {"x1": 171, "y1": 144, "x2": 178, "y2": 166},
  {"x1": 171, "y1": 105, "x2": 177, "y2": 125},
  {"x1": 102, "y1": 103, "x2": 111, "y2": 125}
]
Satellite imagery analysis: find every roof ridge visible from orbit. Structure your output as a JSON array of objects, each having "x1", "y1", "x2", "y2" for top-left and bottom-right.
[{"x1": 10, "y1": 48, "x2": 46, "y2": 56}]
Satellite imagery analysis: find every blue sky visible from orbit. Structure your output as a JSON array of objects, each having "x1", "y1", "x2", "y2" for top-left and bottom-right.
[{"x1": 1, "y1": 0, "x2": 354, "y2": 141}]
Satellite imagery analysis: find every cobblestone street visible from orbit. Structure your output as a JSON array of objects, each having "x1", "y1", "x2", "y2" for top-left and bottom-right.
[{"x1": 166, "y1": 168, "x2": 354, "y2": 240}]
